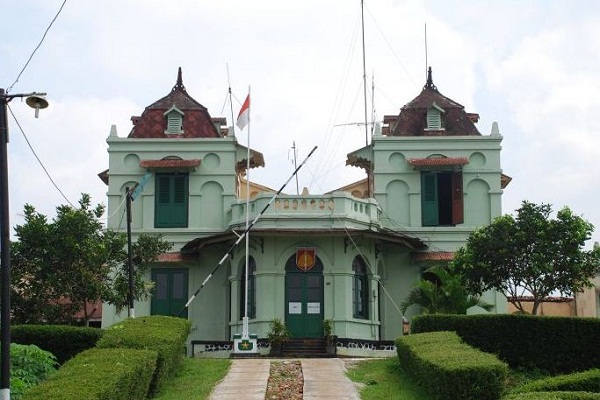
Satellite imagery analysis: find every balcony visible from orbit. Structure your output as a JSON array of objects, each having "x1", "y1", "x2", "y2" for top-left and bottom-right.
[{"x1": 227, "y1": 191, "x2": 381, "y2": 231}]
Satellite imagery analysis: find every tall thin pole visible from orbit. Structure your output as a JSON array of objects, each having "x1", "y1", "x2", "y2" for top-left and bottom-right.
[
  {"x1": 126, "y1": 188, "x2": 135, "y2": 318},
  {"x1": 361, "y1": 0, "x2": 371, "y2": 197},
  {"x1": 0, "y1": 89, "x2": 12, "y2": 400},
  {"x1": 292, "y1": 142, "x2": 299, "y2": 195},
  {"x1": 243, "y1": 86, "x2": 251, "y2": 339},
  {"x1": 226, "y1": 64, "x2": 236, "y2": 138},
  {"x1": 0, "y1": 89, "x2": 47, "y2": 400}
]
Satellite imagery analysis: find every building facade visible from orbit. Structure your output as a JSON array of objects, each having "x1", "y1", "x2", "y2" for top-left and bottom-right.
[{"x1": 101, "y1": 68, "x2": 510, "y2": 349}]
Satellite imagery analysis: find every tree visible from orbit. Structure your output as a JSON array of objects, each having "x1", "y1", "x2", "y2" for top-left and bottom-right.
[
  {"x1": 400, "y1": 266, "x2": 494, "y2": 315},
  {"x1": 452, "y1": 201, "x2": 600, "y2": 315},
  {"x1": 10, "y1": 194, "x2": 172, "y2": 324}
]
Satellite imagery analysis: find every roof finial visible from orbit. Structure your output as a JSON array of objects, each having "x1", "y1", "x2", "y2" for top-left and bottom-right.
[
  {"x1": 173, "y1": 67, "x2": 186, "y2": 92},
  {"x1": 424, "y1": 66, "x2": 437, "y2": 91}
]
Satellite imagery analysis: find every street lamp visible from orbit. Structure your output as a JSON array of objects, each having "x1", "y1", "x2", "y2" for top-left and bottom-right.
[{"x1": 0, "y1": 88, "x2": 48, "y2": 400}]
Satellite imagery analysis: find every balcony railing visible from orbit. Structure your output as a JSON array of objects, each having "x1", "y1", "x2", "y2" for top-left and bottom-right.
[{"x1": 228, "y1": 192, "x2": 380, "y2": 230}]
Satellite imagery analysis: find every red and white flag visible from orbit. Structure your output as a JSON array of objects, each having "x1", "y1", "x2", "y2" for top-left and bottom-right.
[{"x1": 236, "y1": 94, "x2": 250, "y2": 130}]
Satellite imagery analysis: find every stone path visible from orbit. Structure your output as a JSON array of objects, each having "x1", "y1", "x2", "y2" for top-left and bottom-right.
[
  {"x1": 208, "y1": 358, "x2": 361, "y2": 400},
  {"x1": 208, "y1": 358, "x2": 270, "y2": 400},
  {"x1": 302, "y1": 358, "x2": 361, "y2": 400}
]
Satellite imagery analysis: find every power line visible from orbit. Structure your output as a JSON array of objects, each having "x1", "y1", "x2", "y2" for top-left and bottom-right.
[
  {"x1": 6, "y1": 0, "x2": 68, "y2": 93},
  {"x1": 7, "y1": 104, "x2": 74, "y2": 207}
]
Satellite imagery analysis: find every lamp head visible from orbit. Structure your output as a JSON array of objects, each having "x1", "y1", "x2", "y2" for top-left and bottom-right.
[{"x1": 25, "y1": 94, "x2": 49, "y2": 118}]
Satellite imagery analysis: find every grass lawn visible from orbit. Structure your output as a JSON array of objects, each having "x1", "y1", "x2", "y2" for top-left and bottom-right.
[
  {"x1": 346, "y1": 357, "x2": 430, "y2": 400},
  {"x1": 153, "y1": 358, "x2": 231, "y2": 400}
]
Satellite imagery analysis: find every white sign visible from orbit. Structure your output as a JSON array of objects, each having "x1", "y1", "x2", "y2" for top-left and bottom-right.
[
  {"x1": 288, "y1": 302, "x2": 302, "y2": 314},
  {"x1": 307, "y1": 302, "x2": 321, "y2": 314}
]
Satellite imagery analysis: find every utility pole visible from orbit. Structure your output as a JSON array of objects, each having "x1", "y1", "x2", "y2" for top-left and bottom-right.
[{"x1": 0, "y1": 88, "x2": 48, "y2": 400}]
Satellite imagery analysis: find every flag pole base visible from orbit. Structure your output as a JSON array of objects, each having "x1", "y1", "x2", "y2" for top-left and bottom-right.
[{"x1": 233, "y1": 334, "x2": 258, "y2": 354}]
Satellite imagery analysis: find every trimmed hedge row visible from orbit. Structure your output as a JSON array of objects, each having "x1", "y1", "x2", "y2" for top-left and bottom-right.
[
  {"x1": 96, "y1": 315, "x2": 191, "y2": 396},
  {"x1": 504, "y1": 392, "x2": 600, "y2": 400},
  {"x1": 516, "y1": 369, "x2": 600, "y2": 394},
  {"x1": 21, "y1": 347, "x2": 157, "y2": 400},
  {"x1": 12, "y1": 325, "x2": 103, "y2": 364},
  {"x1": 411, "y1": 314, "x2": 600, "y2": 373},
  {"x1": 396, "y1": 331, "x2": 508, "y2": 400}
]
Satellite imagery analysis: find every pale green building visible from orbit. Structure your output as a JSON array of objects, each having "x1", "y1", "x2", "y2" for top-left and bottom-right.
[{"x1": 101, "y1": 68, "x2": 510, "y2": 353}]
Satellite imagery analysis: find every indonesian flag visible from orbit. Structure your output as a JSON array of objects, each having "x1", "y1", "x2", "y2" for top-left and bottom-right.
[{"x1": 236, "y1": 94, "x2": 250, "y2": 130}]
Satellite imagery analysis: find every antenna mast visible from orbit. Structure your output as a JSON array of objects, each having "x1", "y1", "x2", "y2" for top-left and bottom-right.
[
  {"x1": 361, "y1": 0, "x2": 371, "y2": 197},
  {"x1": 226, "y1": 64, "x2": 236, "y2": 138}
]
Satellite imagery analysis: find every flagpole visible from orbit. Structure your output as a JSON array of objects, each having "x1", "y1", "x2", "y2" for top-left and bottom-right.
[{"x1": 243, "y1": 86, "x2": 251, "y2": 340}]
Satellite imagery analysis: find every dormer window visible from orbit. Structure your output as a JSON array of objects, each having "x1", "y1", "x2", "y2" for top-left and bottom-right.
[
  {"x1": 164, "y1": 105, "x2": 184, "y2": 134},
  {"x1": 426, "y1": 102, "x2": 445, "y2": 130}
]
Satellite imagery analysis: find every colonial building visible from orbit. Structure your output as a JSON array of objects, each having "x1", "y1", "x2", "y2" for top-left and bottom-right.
[{"x1": 100, "y1": 68, "x2": 510, "y2": 352}]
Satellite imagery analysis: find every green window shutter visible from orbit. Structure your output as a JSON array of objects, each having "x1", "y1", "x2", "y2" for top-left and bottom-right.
[
  {"x1": 151, "y1": 268, "x2": 188, "y2": 318},
  {"x1": 171, "y1": 174, "x2": 188, "y2": 227},
  {"x1": 155, "y1": 173, "x2": 188, "y2": 228},
  {"x1": 421, "y1": 172, "x2": 439, "y2": 226}
]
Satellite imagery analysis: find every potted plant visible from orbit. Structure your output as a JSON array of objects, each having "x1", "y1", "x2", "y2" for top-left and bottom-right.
[
  {"x1": 267, "y1": 318, "x2": 290, "y2": 356},
  {"x1": 323, "y1": 319, "x2": 336, "y2": 355}
]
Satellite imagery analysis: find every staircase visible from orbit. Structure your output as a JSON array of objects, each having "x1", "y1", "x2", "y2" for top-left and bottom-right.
[{"x1": 282, "y1": 338, "x2": 332, "y2": 358}]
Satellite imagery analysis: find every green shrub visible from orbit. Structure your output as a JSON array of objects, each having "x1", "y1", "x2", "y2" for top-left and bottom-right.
[
  {"x1": 412, "y1": 314, "x2": 600, "y2": 373},
  {"x1": 12, "y1": 325, "x2": 103, "y2": 364},
  {"x1": 21, "y1": 347, "x2": 157, "y2": 400},
  {"x1": 396, "y1": 331, "x2": 508, "y2": 400},
  {"x1": 504, "y1": 392, "x2": 600, "y2": 400},
  {"x1": 10, "y1": 343, "x2": 57, "y2": 399},
  {"x1": 516, "y1": 369, "x2": 600, "y2": 393},
  {"x1": 96, "y1": 316, "x2": 190, "y2": 396}
]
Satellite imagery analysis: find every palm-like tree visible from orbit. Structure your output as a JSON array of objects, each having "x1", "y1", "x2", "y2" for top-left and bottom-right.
[{"x1": 400, "y1": 266, "x2": 494, "y2": 315}]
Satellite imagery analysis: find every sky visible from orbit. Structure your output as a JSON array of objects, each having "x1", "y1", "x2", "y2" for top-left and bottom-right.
[{"x1": 2, "y1": 0, "x2": 599, "y2": 247}]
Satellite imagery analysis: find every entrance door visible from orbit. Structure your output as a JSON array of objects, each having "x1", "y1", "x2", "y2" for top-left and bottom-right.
[
  {"x1": 285, "y1": 254, "x2": 324, "y2": 338},
  {"x1": 151, "y1": 268, "x2": 188, "y2": 318}
]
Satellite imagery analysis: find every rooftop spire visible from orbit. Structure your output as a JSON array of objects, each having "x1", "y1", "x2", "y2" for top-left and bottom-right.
[
  {"x1": 424, "y1": 66, "x2": 437, "y2": 91},
  {"x1": 172, "y1": 67, "x2": 186, "y2": 92}
]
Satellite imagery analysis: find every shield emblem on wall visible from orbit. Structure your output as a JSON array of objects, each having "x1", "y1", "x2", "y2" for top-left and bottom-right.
[{"x1": 296, "y1": 247, "x2": 316, "y2": 272}]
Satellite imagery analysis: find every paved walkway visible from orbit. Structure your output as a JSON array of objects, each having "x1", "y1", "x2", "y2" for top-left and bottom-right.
[{"x1": 208, "y1": 358, "x2": 361, "y2": 400}]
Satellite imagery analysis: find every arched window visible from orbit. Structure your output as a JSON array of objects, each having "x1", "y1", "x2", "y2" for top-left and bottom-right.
[
  {"x1": 353, "y1": 256, "x2": 369, "y2": 319},
  {"x1": 240, "y1": 257, "x2": 256, "y2": 319}
]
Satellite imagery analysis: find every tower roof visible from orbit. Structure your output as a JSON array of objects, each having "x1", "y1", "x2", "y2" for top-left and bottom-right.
[
  {"x1": 128, "y1": 67, "x2": 221, "y2": 138},
  {"x1": 385, "y1": 67, "x2": 481, "y2": 136}
]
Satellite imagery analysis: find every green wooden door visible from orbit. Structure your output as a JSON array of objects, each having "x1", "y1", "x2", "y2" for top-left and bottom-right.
[
  {"x1": 151, "y1": 268, "x2": 188, "y2": 318},
  {"x1": 285, "y1": 255, "x2": 324, "y2": 338}
]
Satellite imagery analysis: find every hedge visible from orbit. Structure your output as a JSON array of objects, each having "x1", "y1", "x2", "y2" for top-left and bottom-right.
[
  {"x1": 12, "y1": 325, "x2": 103, "y2": 364},
  {"x1": 411, "y1": 314, "x2": 600, "y2": 373},
  {"x1": 516, "y1": 369, "x2": 600, "y2": 394},
  {"x1": 396, "y1": 331, "x2": 508, "y2": 400},
  {"x1": 96, "y1": 315, "x2": 190, "y2": 396},
  {"x1": 21, "y1": 347, "x2": 157, "y2": 400},
  {"x1": 504, "y1": 392, "x2": 600, "y2": 400}
]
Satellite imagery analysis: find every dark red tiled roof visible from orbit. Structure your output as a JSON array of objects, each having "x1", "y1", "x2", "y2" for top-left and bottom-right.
[
  {"x1": 412, "y1": 252, "x2": 455, "y2": 262},
  {"x1": 139, "y1": 159, "x2": 201, "y2": 169},
  {"x1": 128, "y1": 68, "x2": 222, "y2": 139},
  {"x1": 408, "y1": 157, "x2": 469, "y2": 167},
  {"x1": 157, "y1": 252, "x2": 196, "y2": 263},
  {"x1": 385, "y1": 68, "x2": 481, "y2": 137}
]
